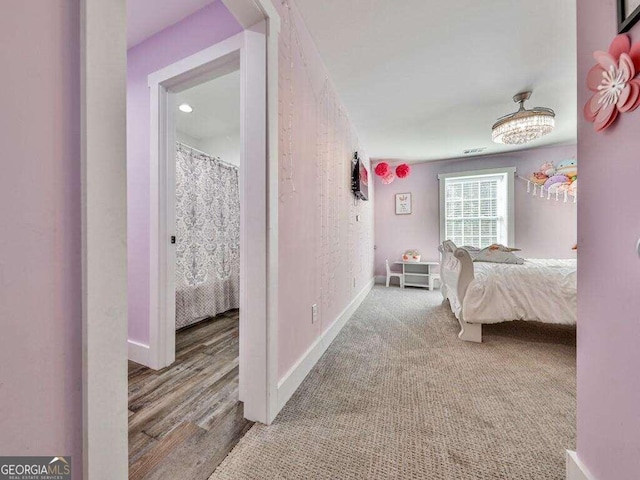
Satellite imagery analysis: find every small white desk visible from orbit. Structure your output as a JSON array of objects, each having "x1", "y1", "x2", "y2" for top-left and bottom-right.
[{"x1": 395, "y1": 261, "x2": 439, "y2": 290}]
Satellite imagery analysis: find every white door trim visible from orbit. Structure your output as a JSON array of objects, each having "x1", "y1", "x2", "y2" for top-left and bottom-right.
[
  {"x1": 147, "y1": 25, "x2": 274, "y2": 424},
  {"x1": 566, "y1": 451, "x2": 598, "y2": 480},
  {"x1": 147, "y1": 32, "x2": 245, "y2": 371},
  {"x1": 82, "y1": 1, "x2": 280, "y2": 476},
  {"x1": 81, "y1": 0, "x2": 128, "y2": 478}
]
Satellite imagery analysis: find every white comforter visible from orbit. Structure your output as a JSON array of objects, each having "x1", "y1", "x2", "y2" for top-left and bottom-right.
[{"x1": 460, "y1": 259, "x2": 577, "y2": 325}]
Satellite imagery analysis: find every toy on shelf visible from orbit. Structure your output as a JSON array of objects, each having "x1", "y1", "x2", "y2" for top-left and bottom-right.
[
  {"x1": 556, "y1": 158, "x2": 577, "y2": 179},
  {"x1": 523, "y1": 158, "x2": 577, "y2": 202},
  {"x1": 402, "y1": 250, "x2": 421, "y2": 262}
]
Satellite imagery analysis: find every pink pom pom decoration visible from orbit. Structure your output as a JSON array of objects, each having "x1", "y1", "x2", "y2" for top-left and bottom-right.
[
  {"x1": 374, "y1": 162, "x2": 390, "y2": 177},
  {"x1": 381, "y1": 172, "x2": 395, "y2": 184},
  {"x1": 395, "y1": 163, "x2": 411, "y2": 179}
]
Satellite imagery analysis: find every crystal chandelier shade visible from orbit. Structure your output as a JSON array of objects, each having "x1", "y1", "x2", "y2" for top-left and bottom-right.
[{"x1": 491, "y1": 92, "x2": 555, "y2": 145}]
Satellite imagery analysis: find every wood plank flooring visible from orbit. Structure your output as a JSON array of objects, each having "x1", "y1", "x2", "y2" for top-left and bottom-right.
[{"x1": 128, "y1": 310, "x2": 253, "y2": 480}]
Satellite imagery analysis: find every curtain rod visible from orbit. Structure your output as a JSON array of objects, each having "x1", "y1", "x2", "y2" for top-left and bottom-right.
[{"x1": 176, "y1": 141, "x2": 238, "y2": 170}]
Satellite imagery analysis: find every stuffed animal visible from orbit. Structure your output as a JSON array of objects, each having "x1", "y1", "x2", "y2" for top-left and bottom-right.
[
  {"x1": 540, "y1": 162, "x2": 556, "y2": 176},
  {"x1": 544, "y1": 174, "x2": 570, "y2": 192},
  {"x1": 402, "y1": 250, "x2": 421, "y2": 262},
  {"x1": 568, "y1": 179, "x2": 578, "y2": 197},
  {"x1": 530, "y1": 171, "x2": 548, "y2": 185},
  {"x1": 556, "y1": 158, "x2": 577, "y2": 178}
]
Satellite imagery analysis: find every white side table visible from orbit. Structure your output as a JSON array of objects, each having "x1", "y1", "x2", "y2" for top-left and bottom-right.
[{"x1": 394, "y1": 261, "x2": 439, "y2": 290}]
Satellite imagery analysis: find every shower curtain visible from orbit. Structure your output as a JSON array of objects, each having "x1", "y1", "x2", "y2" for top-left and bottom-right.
[{"x1": 175, "y1": 143, "x2": 240, "y2": 329}]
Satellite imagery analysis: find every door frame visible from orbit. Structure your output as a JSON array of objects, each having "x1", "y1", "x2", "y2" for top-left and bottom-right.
[
  {"x1": 147, "y1": 27, "x2": 270, "y2": 423},
  {"x1": 81, "y1": 0, "x2": 280, "y2": 477}
]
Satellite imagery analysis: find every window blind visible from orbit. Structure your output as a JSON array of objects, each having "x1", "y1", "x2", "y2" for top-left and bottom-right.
[{"x1": 442, "y1": 173, "x2": 508, "y2": 248}]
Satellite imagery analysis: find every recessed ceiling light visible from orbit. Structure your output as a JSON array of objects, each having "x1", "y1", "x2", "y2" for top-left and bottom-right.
[{"x1": 179, "y1": 103, "x2": 193, "y2": 113}]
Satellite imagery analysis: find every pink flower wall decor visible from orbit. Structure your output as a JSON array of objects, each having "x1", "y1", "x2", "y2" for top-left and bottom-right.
[{"x1": 584, "y1": 34, "x2": 640, "y2": 132}]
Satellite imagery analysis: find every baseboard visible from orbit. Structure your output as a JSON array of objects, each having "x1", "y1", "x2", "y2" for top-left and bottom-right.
[
  {"x1": 374, "y1": 275, "x2": 386, "y2": 284},
  {"x1": 128, "y1": 339, "x2": 151, "y2": 366},
  {"x1": 567, "y1": 451, "x2": 597, "y2": 480},
  {"x1": 276, "y1": 278, "x2": 375, "y2": 412}
]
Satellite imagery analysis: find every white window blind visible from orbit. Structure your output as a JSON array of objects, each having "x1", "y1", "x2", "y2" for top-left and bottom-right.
[{"x1": 439, "y1": 169, "x2": 514, "y2": 248}]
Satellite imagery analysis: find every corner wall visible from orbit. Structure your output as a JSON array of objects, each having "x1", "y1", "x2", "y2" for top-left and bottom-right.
[
  {"x1": 576, "y1": 1, "x2": 640, "y2": 479},
  {"x1": 374, "y1": 145, "x2": 577, "y2": 275}
]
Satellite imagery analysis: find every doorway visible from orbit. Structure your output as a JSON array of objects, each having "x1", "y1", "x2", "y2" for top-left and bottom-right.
[
  {"x1": 128, "y1": 65, "x2": 251, "y2": 478},
  {"x1": 81, "y1": 3, "x2": 280, "y2": 477},
  {"x1": 144, "y1": 30, "x2": 271, "y2": 423}
]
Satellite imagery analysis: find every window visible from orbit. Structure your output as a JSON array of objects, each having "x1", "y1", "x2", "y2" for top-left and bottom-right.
[{"x1": 438, "y1": 168, "x2": 515, "y2": 248}]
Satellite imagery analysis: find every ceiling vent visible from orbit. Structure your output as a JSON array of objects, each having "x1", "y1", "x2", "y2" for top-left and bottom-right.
[{"x1": 463, "y1": 147, "x2": 486, "y2": 155}]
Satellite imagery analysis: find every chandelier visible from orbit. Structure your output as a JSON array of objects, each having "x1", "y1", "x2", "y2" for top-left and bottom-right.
[{"x1": 492, "y1": 92, "x2": 555, "y2": 145}]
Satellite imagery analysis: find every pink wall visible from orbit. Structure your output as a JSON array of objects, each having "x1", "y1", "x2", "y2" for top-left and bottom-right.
[
  {"x1": 275, "y1": 0, "x2": 375, "y2": 379},
  {"x1": 374, "y1": 145, "x2": 577, "y2": 275},
  {"x1": 127, "y1": 1, "x2": 242, "y2": 344},
  {"x1": 0, "y1": 0, "x2": 82, "y2": 474},
  {"x1": 577, "y1": 2, "x2": 640, "y2": 479}
]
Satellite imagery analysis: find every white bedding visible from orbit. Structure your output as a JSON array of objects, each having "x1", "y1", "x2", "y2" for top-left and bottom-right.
[{"x1": 459, "y1": 259, "x2": 577, "y2": 325}]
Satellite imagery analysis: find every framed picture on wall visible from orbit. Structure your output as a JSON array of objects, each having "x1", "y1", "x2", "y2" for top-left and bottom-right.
[
  {"x1": 395, "y1": 193, "x2": 412, "y2": 215},
  {"x1": 618, "y1": 0, "x2": 640, "y2": 32}
]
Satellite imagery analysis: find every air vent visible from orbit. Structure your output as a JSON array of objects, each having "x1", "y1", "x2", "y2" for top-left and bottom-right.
[{"x1": 463, "y1": 147, "x2": 487, "y2": 155}]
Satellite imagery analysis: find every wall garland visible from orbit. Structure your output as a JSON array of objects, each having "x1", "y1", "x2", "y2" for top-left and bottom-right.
[{"x1": 279, "y1": 0, "x2": 373, "y2": 320}]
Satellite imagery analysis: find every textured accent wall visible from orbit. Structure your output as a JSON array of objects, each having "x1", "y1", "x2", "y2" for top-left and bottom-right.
[
  {"x1": 577, "y1": 2, "x2": 640, "y2": 479},
  {"x1": 275, "y1": 0, "x2": 375, "y2": 379},
  {"x1": 373, "y1": 145, "x2": 577, "y2": 275}
]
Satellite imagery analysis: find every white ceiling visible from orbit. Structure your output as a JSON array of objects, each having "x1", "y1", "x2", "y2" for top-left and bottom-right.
[
  {"x1": 176, "y1": 70, "x2": 241, "y2": 140},
  {"x1": 295, "y1": 0, "x2": 577, "y2": 162},
  {"x1": 127, "y1": 0, "x2": 215, "y2": 48}
]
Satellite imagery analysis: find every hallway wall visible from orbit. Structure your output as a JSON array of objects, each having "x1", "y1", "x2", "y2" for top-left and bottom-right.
[
  {"x1": 275, "y1": 0, "x2": 375, "y2": 379},
  {"x1": 0, "y1": 0, "x2": 82, "y2": 474}
]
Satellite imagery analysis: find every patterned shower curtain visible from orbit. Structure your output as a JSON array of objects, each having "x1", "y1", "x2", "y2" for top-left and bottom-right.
[{"x1": 175, "y1": 143, "x2": 240, "y2": 329}]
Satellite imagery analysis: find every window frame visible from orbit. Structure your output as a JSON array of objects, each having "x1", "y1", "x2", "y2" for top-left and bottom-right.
[{"x1": 438, "y1": 167, "x2": 516, "y2": 247}]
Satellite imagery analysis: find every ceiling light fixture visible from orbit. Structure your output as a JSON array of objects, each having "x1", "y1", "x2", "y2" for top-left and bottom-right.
[
  {"x1": 178, "y1": 103, "x2": 193, "y2": 113},
  {"x1": 491, "y1": 92, "x2": 555, "y2": 145}
]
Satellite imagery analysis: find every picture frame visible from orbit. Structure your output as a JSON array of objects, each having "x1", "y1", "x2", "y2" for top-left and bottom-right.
[
  {"x1": 395, "y1": 192, "x2": 412, "y2": 215},
  {"x1": 618, "y1": 0, "x2": 640, "y2": 33}
]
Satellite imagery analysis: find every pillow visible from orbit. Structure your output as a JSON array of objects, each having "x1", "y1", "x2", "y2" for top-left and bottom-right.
[{"x1": 472, "y1": 244, "x2": 524, "y2": 264}]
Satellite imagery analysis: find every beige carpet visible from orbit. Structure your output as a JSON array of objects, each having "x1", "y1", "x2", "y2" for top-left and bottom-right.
[{"x1": 211, "y1": 286, "x2": 576, "y2": 479}]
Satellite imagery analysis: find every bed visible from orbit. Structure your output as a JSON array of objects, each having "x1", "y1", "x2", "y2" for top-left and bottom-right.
[{"x1": 438, "y1": 240, "x2": 577, "y2": 342}]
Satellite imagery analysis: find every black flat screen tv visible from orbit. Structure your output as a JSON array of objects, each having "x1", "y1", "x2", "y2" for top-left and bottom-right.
[{"x1": 351, "y1": 154, "x2": 369, "y2": 201}]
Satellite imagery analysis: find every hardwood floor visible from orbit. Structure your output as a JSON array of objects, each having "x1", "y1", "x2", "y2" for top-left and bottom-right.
[{"x1": 128, "y1": 310, "x2": 253, "y2": 480}]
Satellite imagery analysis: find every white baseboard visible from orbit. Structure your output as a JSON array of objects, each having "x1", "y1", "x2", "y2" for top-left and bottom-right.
[
  {"x1": 567, "y1": 450, "x2": 597, "y2": 480},
  {"x1": 374, "y1": 275, "x2": 386, "y2": 284},
  {"x1": 128, "y1": 339, "x2": 151, "y2": 366},
  {"x1": 276, "y1": 278, "x2": 375, "y2": 412}
]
